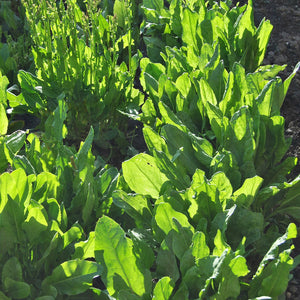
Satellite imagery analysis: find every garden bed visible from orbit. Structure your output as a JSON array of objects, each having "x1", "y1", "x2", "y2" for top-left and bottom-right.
[{"x1": 0, "y1": 0, "x2": 299, "y2": 298}]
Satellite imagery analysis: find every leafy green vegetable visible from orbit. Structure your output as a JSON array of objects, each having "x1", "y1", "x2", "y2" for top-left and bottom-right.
[
  {"x1": 0, "y1": 1, "x2": 299, "y2": 299},
  {"x1": 42, "y1": 259, "x2": 102, "y2": 296},
  {"x1": 95, "y1": 216, "x2": 149, "y2": 297}
]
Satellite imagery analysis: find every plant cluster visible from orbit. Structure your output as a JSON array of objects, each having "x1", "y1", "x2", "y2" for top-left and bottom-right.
[
  {"x1": 0, "y1": 0, "x2": 299, "y2": 299},
  {"x1": 0, "y1": 0, "x2": 32, "y2": 84}
]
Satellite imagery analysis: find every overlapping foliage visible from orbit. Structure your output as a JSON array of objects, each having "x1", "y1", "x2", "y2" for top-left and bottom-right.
[{"x1": 0, "y1": 0, "x2": 299, "y2": 299}]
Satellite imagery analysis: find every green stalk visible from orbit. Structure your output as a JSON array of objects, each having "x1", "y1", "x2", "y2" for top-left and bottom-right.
[{"x1": 126, "y1": 0, "x2": 132, "y2": 74}]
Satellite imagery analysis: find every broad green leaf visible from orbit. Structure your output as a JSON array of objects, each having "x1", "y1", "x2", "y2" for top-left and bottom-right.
[
  {"x1": 0, "y1": 291, "x2": 10, "y2": 300},
  {"x1": 0, "y1": 103, "x2": 8, "y2": 135},
  {"x1": 127, "y1": 229, "x2": 155, "y2": 270},
  {"x1": 153, "y1": 277, "x2": 174, "y2": 300},
  {"x1": 255, "y1": 64, "x2": 286, "y2": 80},
  {"x1": 165, "y1": 218, "x2": 193, "y2": 260},
  {"x1": 198, "y1": 43, "x2": 215, "y2": 72},
  {"x1": 210, "y1": 172, "x2": 232, "y2": 207},
  {"x1": 192, "y1": 231, "x2": 210, "y2": 260},
  {"x1": 42, "y1": 259, "x2": 101, "y2": 296},
  {"x1": 96, "y1": 167, "x2": 119, "y2": 198},
  {"x1": 72, "y1": 231, "x2": 95, "y2": 260},
  {"x1": 250, "y1": 230, "x2": 295, "y2": 299},
  {"x1": 13, "y1": 154, "x2": 36, "y2": 175},
  {"x1": 273, "y1": 62, "x2": 300, "y2": 113},
  {"x1": 188, "y1": 132, "x2": 213, "y2": 168},
  {"x1": 229, "y1": 255, "x2": 249, "y2": 277},
  {"x1": 0, "y1": 168, "x2": 32, "y2": 213},
  {"x1": 254, "y1": 223, "x2": 297, "y2": 277},
  {"x1": 156, "y1": 248, "x2": 180, "y2": 282},
  {"x1": 158, "y1": 101, "x2": 187, "y2": 132},
  {"x1": 160, "y1": 189, "x2": 189, "y2": 215},
  {"x1": 0, "y1": 188, "x2": 29, "y2": 258},
  {"x1": 181, "y1": 266, "x2": 204, "y2": 298},
  {"x1": 186, "y1": 170, "x2": 222, "y2": 223},
  {"x1": 18, "y1": 70, "x2": 46, "y2": 109},
  {"x1": 263, "y1": 156, "x2": 297, "y2": 187},
  {"x1": 112, "y1": 190, "x2": 152, "y2": 227},
  {"x1": 164, "y1": 47, "x2": 192, "y2": 80},
  {"x1": 154, "y1": 202, "x2": 193, "y2": 237},
  {"x1": 0, "y1": 71, "x2": 9, "y2": 105},
  {"x1": 122, "y1": 153, "x2": 168, "y2": 198},
  {"x1": 0, "y1": 139, "x2": 8, "y2": 172},
  {"x1": 46, "y1": 96, "x2": 67, "y2": 143},
  {"x1": 234, "y1": 0, "x2": 255, "y2": 70},
  {"x1": 175, "y1": 73, "x2": 191, "y2": 99},
  {"x1": 114, "y1": 0, "x2": 126, "y2": 28},
  {"x1": 75, "y1": 127, "x2": 94, "y2": 173},
  {"x1": 208, "y1": 63, "x2": 227, "y2": 106},
  {"x1": 33, "y1": 172, "x2": 60, "y2": 204},
  {"x1": 227, "y1": 207, "x2": 264, "y2": 248},
  {"x1": 182, "y1": 8, "x2": 199, "y2": 51},
  {"x1": 213, "y1": 229, "x2": 230, "y2": 256},
  {"x1": 118, "y1": 290, "x2": 141, "y2": 300},
  {"x1": 2, "y1": 257, "x2": 23, "y2": 283},
  {"x1": 210, "y1": 150, "x2": 242, "y2": 190},
  {"x1": 143, "y1": 125, "x2": 169, "y2": 155},
  {"x1": 231, "y1": 63, "x2": 248, "y2": 112},
  {"x1": 172, "y1": 284, "x2": 189, "y2": 300},
  {"x1": 5, "y1": 130, "x2": 26, "y2": 155},
  {"x1": 199, "y1": 78, "x2": 217, "y2": 107},
  {"x1": 143, "y1": 0, "x2": 164, "y2": 10},
  {"x1": 4, "y1": 278, "x2": 30, "y2": 299},
  {"x1": 206, "y1": 101, "x2": 228, "y2": 145},
  {"x1": 246, "y1": 72, "x2": 267, "y2": 98},
  {"x1": 22, "y1": 200, "x2": 48, "y2": 242},
  {"x1": 95, "y1": 216, "x2": 147, "y2": 296},
  {"x1": 82, "y1": 181, "x2": 96, "y2": 226},
  {"x1": 143, "y1": 72, "x2": 160, "y2": 102},
  {"x1": 200, "y1": 19, "x2": 214, "y2": 45},
  {"x1": 140, "y1": 59, "x2": 165, "y2": 99},
  {"x1": 36, "y1": 232, "x2": 61, "y2": 269},
  {"x1": 141, "y1": 99, "x2": 157, "y2": 126},
  {"x1": 213, "y1": 267, "x2": 240, "y2": 299},
  {"x1": 233, "y1": 176, "x2": 263, "y2": 208},
  {"x1": 225, "y1": 107, "x2": 256, "y2": 178},
  {"x1": 258, "y1": 251, "x2": 293, "y2": 297},
  {"x1": 199, "y1": 250, "x2": 237, "y2": 298},
  {"x1": 169, "y1": 0, "x2": 182, "y2": 36},
  {"x1": 158, "y1": 149, "x2": 192, "y2": 190},
  {"x1": 62, "y1": 224, "x2": 84, "y2": 249},
  {"x1": 255, "y1": 19, "x2": 273, "y2": 66},
  {"x1": 276, "y1": 207, "x2": 300, "y2": 222},
  {"x1": 161, "y1": 124, "x2": 199, "y2": 175},
  {"x1": 256, "y1": 79, "x2": 277, "y2": 117},
  {"x1": 255, "y1": 116, "x2": 291, "y2": 175}
]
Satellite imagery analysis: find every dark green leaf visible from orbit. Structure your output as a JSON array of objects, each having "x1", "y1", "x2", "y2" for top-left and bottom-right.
[{"x1": 42, "y1": 260, "x2": 102, "y2": 296}]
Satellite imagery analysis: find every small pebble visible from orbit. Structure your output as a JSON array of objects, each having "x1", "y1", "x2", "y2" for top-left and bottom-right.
[
  {"x1": 290, "y1": 285, "x2": 298, "y2": 293},
  {"x1": 286, "y1": 291, "x2": 292, "y2": 298},
  {"x1": 268, "y1": 51, "x2": 275, "y2": 57}
]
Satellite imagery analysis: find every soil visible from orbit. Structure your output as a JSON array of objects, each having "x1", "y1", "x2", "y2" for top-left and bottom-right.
[{"x1": 250, "y1": 0, "x2": 300, "y2": 298}]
